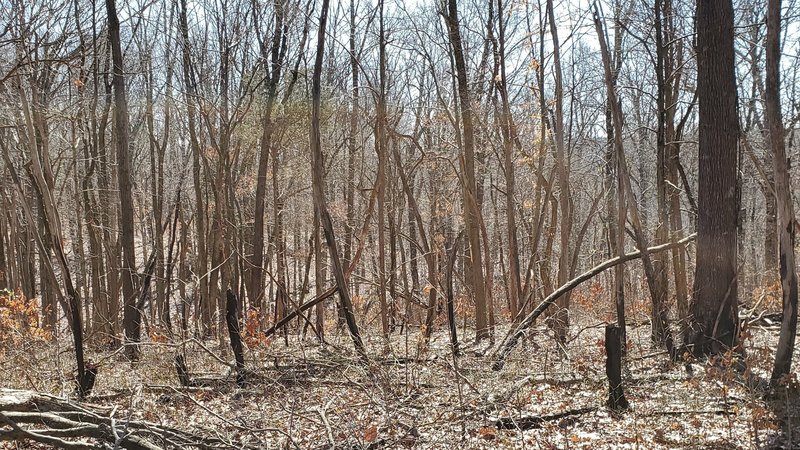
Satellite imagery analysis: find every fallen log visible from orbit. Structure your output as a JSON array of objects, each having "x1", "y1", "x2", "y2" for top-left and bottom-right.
[
  {"x1": 492, "y1": 233, "x2": 696, "y2": 370},
  {"x1": 494, "y1": 407, "x2": 597, "y2": 430},
  {"x1": 0, "y1": 388, "x2": 256, "y2": 449}
]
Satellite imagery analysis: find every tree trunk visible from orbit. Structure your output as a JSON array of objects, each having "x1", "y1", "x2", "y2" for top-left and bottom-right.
[
  {"x1": 249, "y1": 0, "x2": 285, "y2": 313},
  {"x1": 662, "y1": 0, "x2": 690, "y2": 334},
  {"x1": 652, "y1": 0, "x2": 672, "y2": 345},
  {"x1": 547, "y1": 0, "x2": 571, "y2": 344},
  {"x1": 226, "y1": 289, "x2": 246, "y2": 386},
  {"x1": 376, "y1": 0, "x2": 389, "y2": 341},
  {"x1": 687, "y1": 0, "x2": 740, "y2": 355},
  {"x1": 106, "y1": 0, "x2": 139, "y2": 360},
  {"x1": 496, "y1": 0, "x2": 522, "y2": 319},
  {"x1": 443, "y1": 0, "x2": 489, "y2": 341},
  {"x1": 309, "y1": 0, "x2": 366, "y2": 361},
  {"x1": 446, "y1": 233, "x2": 462, "y2": 356},
  {"x1": 594, "y1": 3, "x2": 674, "y2": 356},
  {"x1": 179, "y1": 0, "x2": 209, "y2": 337},
  {"x1": 605, "y1": 324, "x2": 629, "y2": 410},
  {"x1": 767, "y1": 0, "x2": 797, "y2": 385}
]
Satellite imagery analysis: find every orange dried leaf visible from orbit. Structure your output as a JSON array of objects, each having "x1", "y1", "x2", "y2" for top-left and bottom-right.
[
  {"x1": 478, "y1": 426, "x2": 496, "y2": 440},
  {"x1": 364, "y1": 425, "x2": 378, "y2": 443}
]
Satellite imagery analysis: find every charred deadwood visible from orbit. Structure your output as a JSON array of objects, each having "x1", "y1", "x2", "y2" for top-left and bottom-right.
[
  {"x1": 174, "y1": 354, "x2": 194, "y2": 387},
  {"x1": 74, "y1": 362, "x2": 98, "y2": 399},
  {"x1": 444, "y1": 232, "x2": 463, "y2": 356},
  {"x1": 605, "y1": 325, "x2": 629, "y2": 410},
  {"x1": 163, "y1": 188, "x2": 182, "y2": 336},
  {"x1": 136, "y1": 253, "x2": 158, "y2": 312},
  {"x1": 226, "y1": 289, "x2": 246, "y2": 386},
  {"x1": 492, "y1": 233, "x2": 696, "y2": 370},
  {"x1": 494, "y1": 407, "x2": 597, "y2": 430}
]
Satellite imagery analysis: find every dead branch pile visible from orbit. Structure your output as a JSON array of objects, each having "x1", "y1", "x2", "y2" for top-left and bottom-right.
[{"x1": 0, "y1": 388, "x2": 256, "y2": 449}]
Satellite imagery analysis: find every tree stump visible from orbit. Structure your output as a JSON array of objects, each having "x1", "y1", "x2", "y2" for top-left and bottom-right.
[
  {"x1": 75, "y1": 362, "x2": 98, "y2": 397},
  {"x1": 226, "y1": 289, "x2": 246, "y2": 387},
  {"x1": 174, "y1": 354, "x2": 193, "y2": 387},
  {"x1": 605, "y1": 324, "x2": 629, "y2": 410}
]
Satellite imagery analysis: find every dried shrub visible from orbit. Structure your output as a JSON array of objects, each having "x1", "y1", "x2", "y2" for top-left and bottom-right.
[{"x1": 0, "y1": 288, "x2": 52, "y2": 351}]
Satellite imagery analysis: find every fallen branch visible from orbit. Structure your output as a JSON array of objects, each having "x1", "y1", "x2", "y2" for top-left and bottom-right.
[
  {"x1": 0, "y1": 388, "x2": 256, "y2": 449},
  {"x1": 264, "y1": 287, "x2": 337, "y2": 338},
  {"x1": 645, "y1": 410, "x2": 734, "y2": 416},
  {"x1": 492, "y1": 233, "x2": 696, "y2": 370},
  {"x1": 494, "y1": 407, "x2": 597, "y2": 430}
]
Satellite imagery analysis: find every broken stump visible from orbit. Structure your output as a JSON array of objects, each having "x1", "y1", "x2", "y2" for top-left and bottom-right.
[{"x1": 605, "y1": 324, "x2": 629, "y2": 410}]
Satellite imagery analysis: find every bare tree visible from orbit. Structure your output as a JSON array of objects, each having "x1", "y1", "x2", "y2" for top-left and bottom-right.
[
  {"x1": 106, "y1": 0, "x2": 140, "y2": 360},
  {"x1": 546, "y1": 0, "x2": 572, "y2": 344},
  {"x1": 442, "y1": 0, "x2": 489, "y2": 341},
  {"x1": 309, "y1": 0, "x2": 366, "y2": 360},
  {"x1": 249, "y1": 0, "x2": 287, "y2": 313},
  {"x1": 767, "y1": 0, "x2": 797, "y2": 384}
]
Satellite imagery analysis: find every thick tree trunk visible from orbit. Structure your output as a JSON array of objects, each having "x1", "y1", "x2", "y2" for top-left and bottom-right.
[{"x1": 687, "y1": 0, "x2": 740, "y2": 355}]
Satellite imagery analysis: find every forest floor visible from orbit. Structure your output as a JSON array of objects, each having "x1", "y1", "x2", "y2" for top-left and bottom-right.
[{"x1": 1, "y1": 306, "x2": 799, "y2": 449}]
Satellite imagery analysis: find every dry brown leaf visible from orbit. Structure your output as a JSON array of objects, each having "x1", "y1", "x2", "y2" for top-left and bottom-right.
[
  {"x1": 478, "y1": 426, "x2": 497, "y2": 440},
  {"x1": 364, "y1": 424, "x2": 378, "y2": 443}
]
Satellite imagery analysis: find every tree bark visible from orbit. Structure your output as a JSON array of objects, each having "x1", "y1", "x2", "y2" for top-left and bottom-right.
[
  {"x1": 249, "y1": 0, "x2": 285, "y2": 312},
  {"x1": 547, "y1": 0, "x2": 572, "y2": 344},
  {"x1": 225, "y1": 289, "x2": 246, "y2": 387},
  {"x1": 605, "y1": 324, "x2": 629, "y2": 410},
  {"x1": 442, "y1": 0, "x2": 489, "y2": 341},
  {"x1": 309, "y1": 0, "x2": 367, "y2": 361},
  {"x1": 594, "y1": 3, "x2": 674, "y2": 356},
  {"x1": 687, "y1": 0, "x2": 740, "y2": 355},
  {"x1": 496, "y1": 0, "x2": 522, "y2": 319},
  {"x1": 767, "y1": 0, "x2": 797, "y2": 385},
  {"x1": 106, "y1": 0, "x2": 139, "y2": 360},
  {"x1": 179, "y1": 0, "x2": 209, "y2": 337},
  {"x1": 652, "y1": 0, "x2": 672, "y2": 345},
  {"x1": 376, "y1": 0, "x2": 389, "y2": 341}
]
